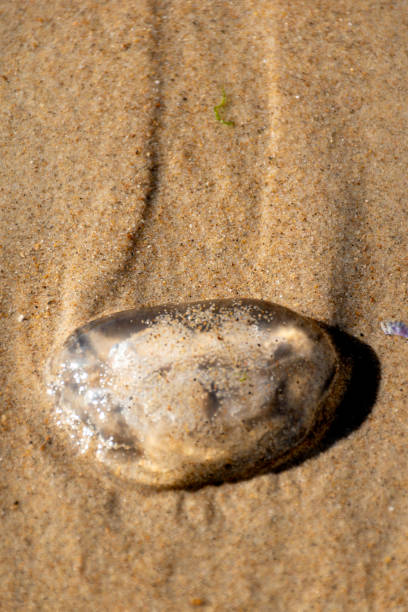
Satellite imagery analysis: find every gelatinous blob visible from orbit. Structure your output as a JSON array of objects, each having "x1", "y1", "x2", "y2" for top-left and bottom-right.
[{"x1": 46, "y1": 299, "x2": 347, "y2": 488}]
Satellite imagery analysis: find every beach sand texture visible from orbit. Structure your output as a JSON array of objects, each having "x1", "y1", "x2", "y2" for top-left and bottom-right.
[{"x1": 1, "y1": 1, "x2": 408, "y2": 609}]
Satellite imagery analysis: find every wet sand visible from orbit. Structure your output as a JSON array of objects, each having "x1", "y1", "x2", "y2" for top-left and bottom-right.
[{"x1": 1, "y1": 1, "x2": 408, "y2": 609}]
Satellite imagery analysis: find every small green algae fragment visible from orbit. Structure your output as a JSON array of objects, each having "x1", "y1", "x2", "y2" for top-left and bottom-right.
[{"x1": 214, "y1": 89, "x2": 235, "y2": 126}]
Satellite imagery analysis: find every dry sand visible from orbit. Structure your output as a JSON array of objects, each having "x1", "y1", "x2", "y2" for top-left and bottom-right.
[{"x1": 1, "y1": 0, "x2": 408, "y2": 609}]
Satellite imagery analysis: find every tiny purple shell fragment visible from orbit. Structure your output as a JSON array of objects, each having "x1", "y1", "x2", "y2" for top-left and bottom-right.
[{"x1": 380, "y1": 320, "x2": 408, "y2": 339}]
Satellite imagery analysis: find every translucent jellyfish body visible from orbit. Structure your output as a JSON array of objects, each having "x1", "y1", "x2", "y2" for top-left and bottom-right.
[{"x1": 47, "y1": 299, "x2": 346, "y2": 488}]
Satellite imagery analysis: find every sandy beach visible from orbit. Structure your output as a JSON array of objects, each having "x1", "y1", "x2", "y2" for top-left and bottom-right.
[{"x1": 2, "y1": 0, "x2": 408, "y2": 609}]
